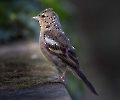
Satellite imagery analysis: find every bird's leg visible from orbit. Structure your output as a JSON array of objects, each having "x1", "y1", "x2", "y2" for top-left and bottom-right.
[
  {"x1": 60, "y1": 71, "x2": 66, "y2": 80},
  {"x1": 58, "y1": 71, "x2": 66, "y2": 85},
  {"x1": 49, "y1": 65, "x2": 67, "y2": 85}
]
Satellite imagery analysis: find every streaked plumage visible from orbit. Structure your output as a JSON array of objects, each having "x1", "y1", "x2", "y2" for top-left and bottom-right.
[{"x1": 32, "y1": 8, "x2": 98, "y2": 95}]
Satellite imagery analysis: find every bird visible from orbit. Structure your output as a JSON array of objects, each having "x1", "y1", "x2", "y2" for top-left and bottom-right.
[{"x1": 32, "y1": 8, "x2": 98, "y2": 95}]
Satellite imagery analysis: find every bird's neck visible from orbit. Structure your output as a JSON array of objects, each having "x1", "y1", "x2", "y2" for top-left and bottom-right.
[{"x1": 40, "y1": 22, "x2": 63, "y2": 33}]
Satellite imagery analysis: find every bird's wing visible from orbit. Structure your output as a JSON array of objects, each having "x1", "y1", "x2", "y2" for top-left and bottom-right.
[
  {"x1": 44, "y1": 30, "x2": 98, "y2": 95},
  {"x1": 44, "y1": 30, "x2": 80, "y2": 68}
]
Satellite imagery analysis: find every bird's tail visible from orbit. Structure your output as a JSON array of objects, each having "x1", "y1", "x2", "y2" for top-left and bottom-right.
[{"x1": 74, "y1": 68, "x2": 98, "y2": 95}]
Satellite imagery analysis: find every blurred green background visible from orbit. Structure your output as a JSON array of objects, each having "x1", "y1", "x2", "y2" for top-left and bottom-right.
[{"x1": 0, "y1": 0, "x2": 120, "y2": 100}]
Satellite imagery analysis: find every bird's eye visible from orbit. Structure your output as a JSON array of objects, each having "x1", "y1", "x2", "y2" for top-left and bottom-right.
[{"x1": 41, "y1": 15, "x2": 45, "y2": 18}]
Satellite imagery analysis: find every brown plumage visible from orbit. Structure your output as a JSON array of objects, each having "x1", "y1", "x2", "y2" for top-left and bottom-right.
[{"x1": 32, "y1": 8, "x2": 98, "y2": 95}]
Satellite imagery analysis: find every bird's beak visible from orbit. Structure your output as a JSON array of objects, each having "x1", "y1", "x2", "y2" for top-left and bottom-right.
[{"x1": 32, "y1": 16, "x2": 39, "y2": 21}]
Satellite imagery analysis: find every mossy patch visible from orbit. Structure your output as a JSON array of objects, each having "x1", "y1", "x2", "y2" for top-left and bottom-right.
[{"x1": 0, "y1": 53, "x2": 59, "y2": 90}]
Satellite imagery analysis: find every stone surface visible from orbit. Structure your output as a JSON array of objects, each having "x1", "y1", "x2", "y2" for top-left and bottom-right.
[
  {"x1": 0, "y1": 41, "x2": 72, "y2": 100},
  {"x1": 0, "y1": 83, "x2": 71, "y2": 100}
]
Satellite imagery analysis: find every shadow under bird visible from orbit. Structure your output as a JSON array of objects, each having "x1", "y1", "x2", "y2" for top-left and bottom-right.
[{"x1": 32, "y1": 8, "x2": 98, "y2": 95}]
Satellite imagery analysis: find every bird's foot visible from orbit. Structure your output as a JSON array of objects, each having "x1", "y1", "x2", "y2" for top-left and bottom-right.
[
  {"x1": 48, "y1": 75, "x2": 66, "y2": 85},
  {"x1": 58, "y1": 76, "x2": 66, "y2": 85}
]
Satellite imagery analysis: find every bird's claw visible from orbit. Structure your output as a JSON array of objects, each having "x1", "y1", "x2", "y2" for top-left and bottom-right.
[{"x1": 48, "y1": 75, "x2": 66, "y2": 85}]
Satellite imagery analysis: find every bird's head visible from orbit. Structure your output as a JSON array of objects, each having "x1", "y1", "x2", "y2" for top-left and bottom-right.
[{"x1": 32, "y1": 8, "x2": 60, "y2": 29}]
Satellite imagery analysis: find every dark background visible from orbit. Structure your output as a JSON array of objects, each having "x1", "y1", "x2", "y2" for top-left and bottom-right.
[{"x1": 0, "y1": 0, "x2": 120, "y2": 100}]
